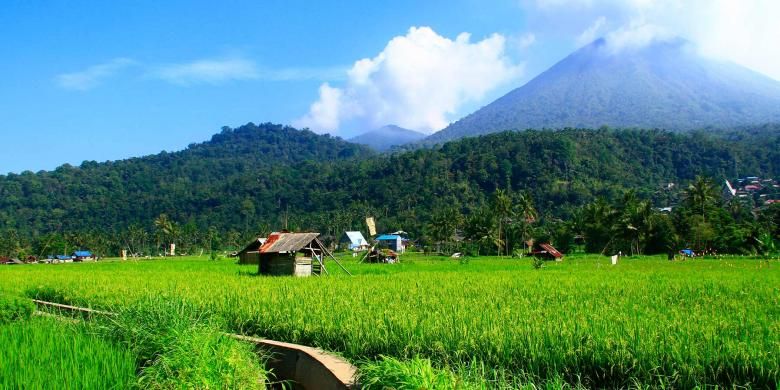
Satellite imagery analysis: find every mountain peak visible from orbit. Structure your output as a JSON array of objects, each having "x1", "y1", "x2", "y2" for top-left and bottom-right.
[
  {"x1": 349, "y1": 125, "x2": 426, "y2": 151},
  {"x1": 425, "y1": 38, "x2": 780, "y2": 144}
]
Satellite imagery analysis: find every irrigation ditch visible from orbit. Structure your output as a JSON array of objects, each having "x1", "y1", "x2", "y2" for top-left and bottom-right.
[{"x1": 32, "y1": 299, "x2": 358, "y2": 390}]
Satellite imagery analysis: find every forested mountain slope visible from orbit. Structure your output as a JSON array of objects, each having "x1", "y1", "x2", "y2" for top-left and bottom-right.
[{"x1": 1, "y1": 123, "x2": 779, "y2": 246}]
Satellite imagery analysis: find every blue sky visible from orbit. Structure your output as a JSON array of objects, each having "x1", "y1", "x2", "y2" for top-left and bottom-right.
[{"x1": 1, "y1": 0, "x2": 778, "y2": 174}]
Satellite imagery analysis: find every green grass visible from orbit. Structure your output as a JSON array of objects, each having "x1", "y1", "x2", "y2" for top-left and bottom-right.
[
  {"x1": 92, "y1": 296, "x2": 268, "y2": 390},
  {"x1": 0, "y1": 317, "x2": 136, "y2": 389},
  {"x1": 2, "y1": 253, "x2": 779, "y2": 388}
]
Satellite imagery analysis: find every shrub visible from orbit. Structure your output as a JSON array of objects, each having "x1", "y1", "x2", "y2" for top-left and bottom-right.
[
  {"x1": 359, "y1": 356, "x2": 458, "y2": 390},
  {"x1": 0, "y1": 295, "x2": 34, "y2": 323},
  {"x1": 95, "y1": 296, "x2": 267, "y2": 389},
  {"x1": 25, "y1": 285, "x2": 73, "y2": 305}
]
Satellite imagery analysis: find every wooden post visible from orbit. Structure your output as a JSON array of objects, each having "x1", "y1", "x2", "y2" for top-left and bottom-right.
[{"x1": 317, "y1": 238, "x2": 351, "y2": 276}]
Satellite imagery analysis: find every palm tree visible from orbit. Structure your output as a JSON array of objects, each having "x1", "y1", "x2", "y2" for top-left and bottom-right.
[
  {"x1": 492, "y1": 189, "x2": 513, "y2": 256},
  {"x1": 154, "y1": 214, "x2": 175, "y2": 255},
  {"x1": 516, "y1": 191, "x2": 537, "y2": 223},
  {"x1": 685, "y1": 176, "x2": 716, "y2": 220},
  {"x1": 614, "y1": 193, "x2": 652, "y2": 255}
]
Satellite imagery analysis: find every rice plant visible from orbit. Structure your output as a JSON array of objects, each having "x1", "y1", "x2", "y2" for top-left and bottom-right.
[
  {"x1": 0, "y1": 317, "x2": 136, "y2": 389},
  {"x1": 2, "y1": 254, "x2": 778, "y2": 387}
]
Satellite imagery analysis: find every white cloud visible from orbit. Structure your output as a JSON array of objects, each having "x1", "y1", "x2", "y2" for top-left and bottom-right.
[
  {"x1": 294, "y1": 26, "x2": 523, "y2": 134},
  {"x1": 56, "y1": 58, "x2": 136, "y2": 90},
  {"x1": 295, "y1": 83, "x2": 343, "y2": 131},
  {"x1": 152, "y1": 57, "x2": 260, "y2": 85},
  {"x1": 576, "y1": 16, "x2": 606, "y2": 46},
  {"x1": 523, "y1": 0, "x2": 780, "y2": 80},
  {"x1": 515, "y1": 33, "x2": 537, "y2": 50}
]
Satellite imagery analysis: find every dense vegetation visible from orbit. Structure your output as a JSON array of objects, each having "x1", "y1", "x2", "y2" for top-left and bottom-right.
[
  {"x1": 0, "y1": 317, "x2": 137, "y2": 389},
  {"x1": 2, "y1": 255, "x2": 778, "y2": 388},
  {"x1": 1, "y1": 291, "x2": 269, "y2": 389},
  {"x1": 1, "y1": 123, "x2": 779, "y2": 257}
]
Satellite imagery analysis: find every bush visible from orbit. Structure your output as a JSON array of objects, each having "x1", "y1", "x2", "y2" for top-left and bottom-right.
[
  {"x1": 532, "y1": 256, "x2": 545, "y2": 270},
  {"x1": 359, "y1": 356, "x2": 459, "y2": 389},
  {"x1": 0, "y1": 295, "x2": 34, "y2": 323},
  {"x1": 25, "y1": 286, "x2": 73, "y2": 305},
  {"x1": 95, "y1": 296, "x2": 267, "y2": 389}
]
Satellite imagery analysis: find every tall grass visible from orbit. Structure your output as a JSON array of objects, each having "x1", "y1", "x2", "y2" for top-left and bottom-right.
[
  {"x1": 3, "y1": 254, "x2": 779, "y2": 387},
  {"x1": 91, "y1": 296, "x2": 269, "y2": 389},
  {"x1": 0, "y1": 317, "x2": 136, "y2": 389}
]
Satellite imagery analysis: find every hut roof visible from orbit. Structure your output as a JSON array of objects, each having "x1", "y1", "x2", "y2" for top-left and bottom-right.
[
  {"x1": 376, "y1": 234, "x2": 401, "y2": 241},
  {"x1": 343, "y1": 231, "x2": 367, "y2": 245},
  {"x1": 237, "y1": 237, "x2": 267, "y2": 255},
  {"x1": 259, "y1": 232, "x2": 321, "y2": 253},
  {"x1": 538, "y1": 243, "x2": 563, "y2": 258}
]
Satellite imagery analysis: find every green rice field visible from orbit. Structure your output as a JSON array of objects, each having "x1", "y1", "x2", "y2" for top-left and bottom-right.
[
  {"x1": 0, "y1": 317, "x2": 136, "y2": 389},
  {"x1": 1, "y1": 254, "x2": 778, "y2": 388}
]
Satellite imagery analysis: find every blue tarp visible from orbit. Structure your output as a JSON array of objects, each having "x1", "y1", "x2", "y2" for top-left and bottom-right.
[
  {"x1": 376, "y1": 234, "x2": 401, "y2": 241},
  {"x1": 74, "y1": 251, "x2": 92, "y2": 257},
  {"x1": 680, "y1": 249, "x2": 694, "y2": 256}
]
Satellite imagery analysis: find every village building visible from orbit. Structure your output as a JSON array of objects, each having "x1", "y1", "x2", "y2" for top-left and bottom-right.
[
  {"x1": 376, "y1": 234, "x2": 406, "y2": 253},
  {"x1": 340, "y1": 231, "x2": 369, "y2": 251},
  {"x1": 72, "y1": 251, "x2": 95, "y2": 261},
  {"x1": 0, "y1": 257, "x2": 23, "y2": 265},
  {"x1": 236, "y1": 237, "x2": 267, "y2": 264},
  {"x1": 531, "y1": 243, "x2": 564, "y2": 261},
  {"x1": 237, "y1": 232, "x2": 346, "y2": 277},
  {"x1": 256, "y1": 232, "x2": 329, "y2": 276}
]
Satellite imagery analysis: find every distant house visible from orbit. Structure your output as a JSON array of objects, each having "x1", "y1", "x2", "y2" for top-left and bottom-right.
[
  {"x1": 341, "y1": 231, "x2": 369, "y2": 251},
  {"x1": 723, "y1": 180, "x2": 737, "y2": 200},
  {"x1": 55, "y1": 255, "x2": 73, "y2": 262},
  {"x1": 254, "y1": 232, "x2": 330, "y2": 277},
  {"x1": 0, "y1": 257, "x2": 23, "y2": 265},
  {"x1": 72, "y1": 251, "x2": 95, "y2": 261},
  {"x1": 531, "y1": 243, "x2": 564, "y2": 261},
  {"x1": 236, "y1": 237, "x2": 267, "y2": 265},
  {"x1": 376, "y1": 234, "x2": 405, "y2": 253}
]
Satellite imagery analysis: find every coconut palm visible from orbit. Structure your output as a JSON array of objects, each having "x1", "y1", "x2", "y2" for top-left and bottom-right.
[
  {"x1": 685, "y1": 176, "x2": 716, "y2": 220},
  {"x1": 492, "y1": 189, "x2": 513, "y2": 256}
]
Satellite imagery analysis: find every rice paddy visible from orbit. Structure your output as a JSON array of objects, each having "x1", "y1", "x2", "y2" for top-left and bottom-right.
[
  {"x1": 1, "y1": 254, "x2": 778, "y2": 388},
  {"x1": 0, "y1": 317, "x2": 137, "y2": 389}
]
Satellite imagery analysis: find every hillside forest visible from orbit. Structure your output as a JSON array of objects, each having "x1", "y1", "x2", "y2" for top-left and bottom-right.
[{"x1": 1, "y1": 123, "x2": 779, "y2": 258}]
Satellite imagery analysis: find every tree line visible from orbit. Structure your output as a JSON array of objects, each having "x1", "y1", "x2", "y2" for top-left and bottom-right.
[{"x1": 1, "y1": 123, "x2": 779, "y2": 258}]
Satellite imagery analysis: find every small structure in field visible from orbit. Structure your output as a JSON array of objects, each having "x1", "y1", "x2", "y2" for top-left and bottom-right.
[
  {"x1": 341, "y1": 231, "x2": 369, "y2": 251},
  {"x1": 254, "y1": 232, "x2": 351, "y2": 277},
  {"x1": 376, "y1": 234, "x2": 406, "y2": 253},
  {"x1": 236, "y1": 237, "x2": 268, "y2": 265},
  {"x1": 531, "y1": 243, "x2": 564, "y2": 261},
  {"x1": 72, "y1": 251, "x2": 95, "y2": 261},
  {"x1": 0, "y1": 257, "x2": 23, "y2": 265}
]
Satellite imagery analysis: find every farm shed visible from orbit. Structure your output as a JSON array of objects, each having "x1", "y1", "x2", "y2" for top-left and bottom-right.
[
  {"x1": 376, "y1": 234, "x2": 406, "y2": 253},
  {"x1": 341, "y1": 231, "x2": 369, "y2": 251},
  {"x1": 531, "y1": 243, "x2": 564, "y2": 261},
  {"x1": 0, "y1": 257, "x2": 23, "y2": 265},
  {"x1": 236, "y1": 237, "x2": 267, "y2": 265},
  {"x1": 72, "y1": 251, "x2": 94, "y2": 261},
  {"x1": 256, "y1": 232, "x2": 329, "y2": 277}
]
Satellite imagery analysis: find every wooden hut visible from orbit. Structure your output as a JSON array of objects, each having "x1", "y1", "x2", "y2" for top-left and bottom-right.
[
  {"x1": 531, "y1": 243, "x2": 564, "y2": 261},
  {"x1": 236, "y1": 237, "x2": 267, "y2": 265},
  {"x1": 255, "y1": 232, "x2": 329, "y2": 277}
]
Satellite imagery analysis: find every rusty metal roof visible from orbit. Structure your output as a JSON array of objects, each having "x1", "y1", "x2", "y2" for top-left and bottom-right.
[
  {"x1": 260, "y1": 232, "x2": 321, "y2": 253},
  {"x1": 539, "y1": 243, "x2": 563, "y2": 258}
]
